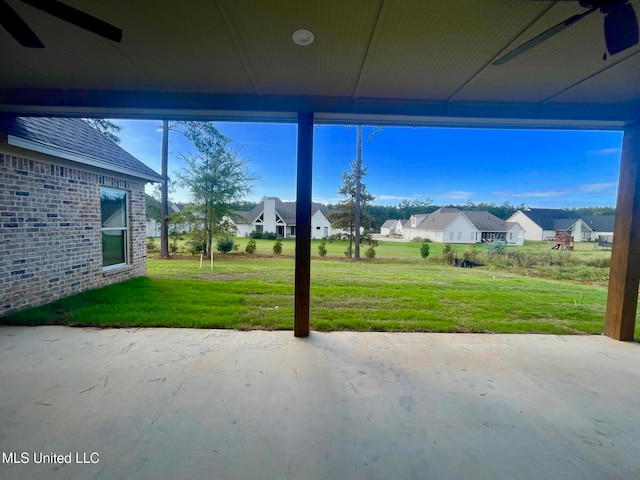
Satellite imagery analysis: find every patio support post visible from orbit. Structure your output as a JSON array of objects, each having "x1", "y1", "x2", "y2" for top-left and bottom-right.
[
  {"x1": 294, "y1": 111, "x2": 314, "y2": 337},
  {"x1": 605, "y1": 123, "x2": 640, "y2": 341}
]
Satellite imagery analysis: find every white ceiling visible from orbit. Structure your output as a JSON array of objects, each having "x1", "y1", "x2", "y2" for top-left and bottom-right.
[{"x1": 0, "y1": 0, "x2": 638, "y2": 127}]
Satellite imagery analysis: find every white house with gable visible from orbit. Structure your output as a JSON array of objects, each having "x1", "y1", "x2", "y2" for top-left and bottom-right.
[
  {"x1": 400, "y1": 208, "x2": 524, "y2": 245},
  {"x1": 230, "y1": 197, "x2": 346, "y2": 239}
]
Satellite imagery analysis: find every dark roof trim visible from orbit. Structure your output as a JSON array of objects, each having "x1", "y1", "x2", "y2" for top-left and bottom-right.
[{"x1": 1, "y1": 89, "x2": 637, "y2": 129}]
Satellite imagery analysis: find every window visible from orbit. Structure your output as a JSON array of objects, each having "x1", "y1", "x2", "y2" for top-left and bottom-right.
[
  {"x1": 100, "y1": 188, "x2": 128, "y2": 268},
  {"x1": 290, "y1": 226, "x2": 296, "y2": 236},
  {"x1": 457, "y1": 231, "x2": 462, "y2": 240}
]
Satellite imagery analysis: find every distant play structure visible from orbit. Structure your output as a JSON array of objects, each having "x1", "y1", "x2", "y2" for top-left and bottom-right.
[{"x1": 553, "y1": 231, "x2": 574, "y2": 251}]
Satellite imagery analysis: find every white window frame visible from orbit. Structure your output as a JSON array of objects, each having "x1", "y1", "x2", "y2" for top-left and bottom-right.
[{"x1": 100, "y1": 187, "x2": 129, "y2": 271}]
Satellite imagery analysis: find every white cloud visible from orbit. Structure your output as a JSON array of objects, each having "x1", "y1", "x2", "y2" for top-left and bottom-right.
[
  {"x1": 510, "y1": 190, "x2": 573, "y2": 198},
  {"x1": 441, "y1": 190, "x2": 474, "y2": 200},
  {"x1": 578, "y1": 182, "x2": 617, "y2": 192},
  {"x1": 374, "y1": 194, "x2": 410, "y2": 201},
  {"x1": 587, "y1": 147, "x2": 621, "y2": 155}
]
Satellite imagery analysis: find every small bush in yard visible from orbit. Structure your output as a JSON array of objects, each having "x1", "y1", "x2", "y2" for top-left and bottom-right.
[
  {"x1": 245, "y1": 239, "x2": 257, "y2": 254},
  {"x1": 318, "y1": 240, "x2": 327, "y2": 257},
  {"x1": 146, "y1": 238, "x2": 157, "y2": 252},
  {"x1": 273, "y1": 239, "x2": 283, "y2": 255},
  {"x1": 365, "y1": 246, "x2": 376, "y2": 259},
  {"x1": 216, "y1": 236, "x2": 235, "y2": 253},
  {"x1": 420, "y1": 241, "x2": 430, "y2": 258},
  {"x1": 486, "y1": 240, "x2": 506, "y2": 254}
]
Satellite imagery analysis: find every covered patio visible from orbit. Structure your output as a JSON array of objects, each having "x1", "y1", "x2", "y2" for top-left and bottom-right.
[
  {"x1": 1, "y1": 1, "x2": 640, "y2": 477},
  {"x1": 1, "y1": 326, "x2": 639, "y2": 479},
  {"x1": 1, "y1": 0, "x2": 639, "y2": 340}
]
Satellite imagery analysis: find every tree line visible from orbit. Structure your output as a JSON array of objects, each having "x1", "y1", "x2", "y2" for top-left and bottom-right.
[{"x1": 362, "y1": 201, "x2": 615, "y2": 231}]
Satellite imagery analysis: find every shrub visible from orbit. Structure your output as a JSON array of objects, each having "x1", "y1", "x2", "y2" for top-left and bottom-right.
[
  {"x1": 442, "y1": 244, "x2": 454, "y2": 265},
  {"x1": 187, "y1": 241, "x2": 204, "y2": 256},
  {"x1": 485, "y1": 240, "x2": 506, "y2": 254},
  {"x1": 249, "y1": 231, "x2": 276, "y2": 240},
  {"x1": 462, "y1": 246, "x2": 478, "y2": 262},
  {"x1": 365, "y1": 246, "x2": 376, "y2": 259},
  {"x1": 146, "y1": 238, "x2": 157, "y2": 252},
  {"x1": 273, "y1": 239, "x2": 283, "y2": 255},
  {"x1": 344, "y1": 245, "x2": 352, "y2": 258},
  {"x1": 216, "y1": 236, "x2": 235, "y2": 253},
  {"x1": 420, "y1": 241, "x2": 430, "y2": 258},
  {"x1": 318, "y1": 240, "x2": 327, "y2": 257},
  {"x1": 245, "y1": 239, "x2": 257, "y2": 254},
  {"x1": 410, "y1": 237, "x2": 424, "y2": 243}
]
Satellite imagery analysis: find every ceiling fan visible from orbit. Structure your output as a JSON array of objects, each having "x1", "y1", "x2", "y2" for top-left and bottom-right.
[
  {"x1": 492, "y1": 0, "x2": 639, "y2": 65},
  {"x1": 0, "y1": 0, "x2": 122, "y2": 48}
]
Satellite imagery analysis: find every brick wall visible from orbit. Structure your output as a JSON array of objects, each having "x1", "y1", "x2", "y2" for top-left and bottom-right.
[{"x1": 0, "y1": 152, "x2": 147, "y2": 316}]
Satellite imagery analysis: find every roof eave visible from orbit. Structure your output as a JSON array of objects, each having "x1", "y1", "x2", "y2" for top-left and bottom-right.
[{"x1": 7, "y1": 135, "x2": 164, "y2": 183}]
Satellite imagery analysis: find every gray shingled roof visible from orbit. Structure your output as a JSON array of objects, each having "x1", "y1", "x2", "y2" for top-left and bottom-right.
[
  {"x1": 415, "y1": 208, "x2": 462, "y2": 230},
  {"x1": 0, "y1": 116, "x2": 162, "y2": 182},
  {"x1": 520, "y1": 208, "x2": 580, "y2": 230},
  {"x1": 553, "y1": 218, "x2": 581, "y2": 231},
  {"x1": 463, "y1": 211, "x2": 507, "y2": 232},
  {"x1": 582, "y1": 215, "x2": 615, "y2": 232},
  {"x1": 381, "y1": 219, "x2": 398, "y2": 229}
]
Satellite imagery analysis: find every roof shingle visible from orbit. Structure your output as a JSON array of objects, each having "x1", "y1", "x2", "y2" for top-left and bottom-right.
[{"x1": 0, "y1": 116, "x2": 162, "y2": 182}]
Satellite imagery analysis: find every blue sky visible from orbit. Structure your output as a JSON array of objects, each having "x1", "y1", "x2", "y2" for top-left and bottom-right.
[{"x1": 116, "y1": 120, "x2": 623, "y2": 208}]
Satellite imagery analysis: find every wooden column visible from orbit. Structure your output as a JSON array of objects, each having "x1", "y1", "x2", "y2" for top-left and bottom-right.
[
  {"x1": 605, "y1": 123, "x2": 640, "y2": 341},
  {"x1": 294, "y1": 112, "x2": 314, "y2": 337}
]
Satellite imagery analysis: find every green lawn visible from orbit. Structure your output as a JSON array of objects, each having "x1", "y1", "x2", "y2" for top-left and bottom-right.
[{"x1": 4, "y1": 241, "x2": 637, "y2": 339}]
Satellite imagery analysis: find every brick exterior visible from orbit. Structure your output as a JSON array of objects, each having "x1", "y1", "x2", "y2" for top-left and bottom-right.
[{"x1": 0, "y1": 152, "x2": 147, "y2": 316}]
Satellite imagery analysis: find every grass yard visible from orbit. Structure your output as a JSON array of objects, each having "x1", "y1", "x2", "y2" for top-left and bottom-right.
[{"x1": 4, "y1": 240, "x2": 637, "y2": 340}]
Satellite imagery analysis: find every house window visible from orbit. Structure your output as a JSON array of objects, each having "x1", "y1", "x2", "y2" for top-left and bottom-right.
[
  {"x1": 449, "y1": 231, "x2": 453, "y2": 241},
  {"x1": 509, "y1": 232, "x2": 513, "y2": 240},
  {"x1": 255, "y1": 225, "x2": 263, "y2": 234},
  {"x1": 101, "y1": 188, "x2": 128, "y2": 268},
  {"x1": 290, "y1": 226, "x2": 296, "y2": 236},
  {"x1": 457, "y1": 231, "x2": 462, "y2": 240}
]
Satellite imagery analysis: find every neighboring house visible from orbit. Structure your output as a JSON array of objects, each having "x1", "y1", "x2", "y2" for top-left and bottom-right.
[
  {"x1": 0, "y1": 116, "x2": 162, "y2": 316},
  {"x1": 581, "y1": 215, "x2": 615, "y2": 239},
  {"x1": 145, "y1": 196, "x2": 187, "y2": 237},
  {"x1": 507, "y1": 208, "x2": 596, "y2": 242},
  {"x1": 380, "y1": 219, "x2": 405, "y2": 236},
  {"x1": 400, "y1": 207, "x2": 524, "y2": 245},
  {"x1": 229, "y1": 197, "x2": 346, "y2": 240}
]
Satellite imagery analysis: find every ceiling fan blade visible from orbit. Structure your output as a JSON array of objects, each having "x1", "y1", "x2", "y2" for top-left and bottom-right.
[
  {"x1": 19, "y1": 0, "x2": 122, "y2": 43},
  {"x1": 492, "y1": 6, "x2": 598, "y2": 65},
  {"x1": 0, "y1": 0, "x2": 44, "y2": 47}
]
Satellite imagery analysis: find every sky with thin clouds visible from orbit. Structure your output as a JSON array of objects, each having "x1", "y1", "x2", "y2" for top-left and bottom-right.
[{"x1": 115, "y1": 120, "x2": 623, "y2": 209}]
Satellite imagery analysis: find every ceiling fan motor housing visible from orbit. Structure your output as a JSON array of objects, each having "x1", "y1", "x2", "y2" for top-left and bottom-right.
[{"x1": 603, "y1": 1, "x2": 639, "y2": 54}]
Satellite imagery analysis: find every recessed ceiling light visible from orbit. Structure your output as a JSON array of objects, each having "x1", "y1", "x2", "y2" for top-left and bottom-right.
[{"x1": 292, "y1": 29, "x2": 314, "y2": 46}]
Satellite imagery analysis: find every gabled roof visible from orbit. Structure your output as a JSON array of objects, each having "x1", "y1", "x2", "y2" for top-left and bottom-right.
[
  {"x1": 582, "y1": 215, "x2": 615, "y2": 232},
  {"x1": 381, "y1": 219, "x2": 399, "y2": 229},
  {"x1": 0, "y1": 116, "x2": 162, "y2": 183},
  {"x1": 518, "y1": 208, "x2": 581, "y2": 230},
  {"x1": 233, "y1": 197, "x2": 330, "y2": 225},
  {"x1": 415, "y1": 208, "x2": 463, "y2": 230},
  {"x1": 463, "y1": 211, "x2": 507, "y2": 232}
]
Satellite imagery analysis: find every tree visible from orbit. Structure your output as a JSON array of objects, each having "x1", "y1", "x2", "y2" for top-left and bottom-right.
[
  {"x1": 174, "y1": 122, "x2": 255, "y2": 255},
  {"x1": 329, "y1": 153, "x2": 375, "y2": 259},
  {"x1": 82, "y1": 118, "x2": 121, "y2": 144}
]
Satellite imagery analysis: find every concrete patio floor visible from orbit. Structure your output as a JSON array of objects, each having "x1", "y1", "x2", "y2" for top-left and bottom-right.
[{"x1": 0, "y1": 326, "x2": 639, "y2": 480}]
